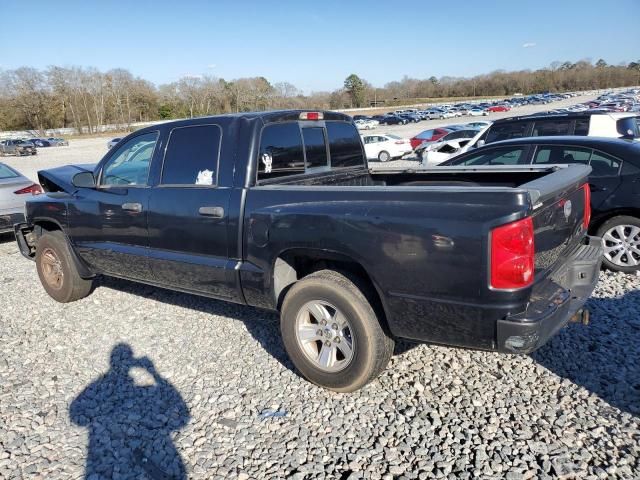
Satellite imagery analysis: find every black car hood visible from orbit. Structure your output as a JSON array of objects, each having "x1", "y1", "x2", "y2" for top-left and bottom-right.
[{"x1": 38, "y1": 163, "x2": 96, "y2": 193}]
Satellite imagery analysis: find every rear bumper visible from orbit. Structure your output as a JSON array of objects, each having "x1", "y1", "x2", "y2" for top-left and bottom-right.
[
  {"x1": 0, "y1": 212, "x2": 25, "y2": 234},
  {"x1": 496, "y1": 236, "x2": 602, "y2": 354}
]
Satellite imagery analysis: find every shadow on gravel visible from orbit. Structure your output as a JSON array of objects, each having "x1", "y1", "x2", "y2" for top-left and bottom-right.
[
  {"x1": 70, "y1": 343, "x2": 190, "y2": 479},
  {"x1": 532, "y1": 290, "x2": 640, "y2": 417},
  {"x1": 99, "y1": 276, "x2": 297, "y2": 373}
]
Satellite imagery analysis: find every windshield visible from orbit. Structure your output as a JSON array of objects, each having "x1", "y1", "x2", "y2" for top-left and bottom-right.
[{"x1": 0, "y1": 164, "x2": 19, "y2": 179}]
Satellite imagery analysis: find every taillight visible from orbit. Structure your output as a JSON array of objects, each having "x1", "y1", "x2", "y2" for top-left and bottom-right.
[
  {"x1": 14, "y1": 183, "x2": 43, "y2": 195},
  {"x1": 583, "y1": 183, "x2": 591, "y2": 230},
  {"x1": 299, "y1": 112, "x2": 323, "y2": 120},
  {"x1": 490, "y1": 217, "x2": 534, "y2": 290}
]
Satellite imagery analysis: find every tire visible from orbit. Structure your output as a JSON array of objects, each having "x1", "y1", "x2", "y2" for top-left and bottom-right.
[
  {"x1": 378, "y1": 151, "x2": 391, "y2": 162},
  {"x1": 281, "y1": 270, "x2": 394, "y2": 392},
  {"x1": 36, "y1": 230, "x2": 94, "y2": 302},
  {"x1": 596, "y1": 215, "x2": 640, "y2": 273}
]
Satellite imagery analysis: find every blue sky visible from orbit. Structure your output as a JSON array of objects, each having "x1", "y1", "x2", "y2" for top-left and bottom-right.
[{"x1": 1, "y1": 0, "x2": 638, "y2": 93}]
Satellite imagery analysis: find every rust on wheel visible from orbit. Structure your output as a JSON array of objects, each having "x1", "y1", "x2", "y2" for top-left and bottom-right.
[{"x1": 41, "y1": 247, "x2": 64, "y2": 290}]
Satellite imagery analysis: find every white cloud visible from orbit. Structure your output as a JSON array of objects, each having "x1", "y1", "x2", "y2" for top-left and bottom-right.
[
  {"x1": 207, "y1": 64, "x2": 216, "y2": 69},
  {"x1": 522, "y1": 42, "x2": 537, "y2": 48},
  {"x1": 181, "y1": 73, "x2": 203, "y2": 80}
]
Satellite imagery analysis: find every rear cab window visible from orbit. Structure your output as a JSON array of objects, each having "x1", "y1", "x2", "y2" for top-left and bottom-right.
[{"x1": 257, "y1": 121, "x2": 364, "y2": 183}]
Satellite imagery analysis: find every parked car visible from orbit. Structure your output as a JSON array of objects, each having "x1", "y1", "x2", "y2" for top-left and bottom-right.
[
  {"x1": 398, "y1": 113, "x2": 421, "y2": 123},
  {"x1": 107, "y1": 137, "x2": 122, "y2": 149},
  {"x1": 465, "y1": 121, "x2": 492, "y2": 128},
  {"x1": 28, "y1": 138, "x2": 52, "y2": 148},
  {"x1": 468, "y1": 108, "x2": 489, "y2": 117},
  {"x1": 410, "y1": 128, "x2": 454, "y2": 149},
  {"x1": 363, "y1": 133, "x2": 412, "y2": 161},
  {"x1": 481, "y1": 112, "x2": 640, "y2": 144},
  {"x1": 441, "y1": 136, "x2": 640, "y2": 272},
  {"x1": 0, "y1": 139, "x2": 37, "y2": 156},
  {"x1": 486, "y1": 105, "x2": 511, "y2": 113},
  {"x1": 47, "y1": 137, "x2": 69, "y2": 146},
  {"x1": 419, "y1": 127, "x2": 489, "y2": 166},
  {"x1": 0, "y1": 163, "x2": 42, "y2": 234},
  {"x1": 379, "y1": 115, "x2": 407, "y2": 125},
  {"x1": 355, "y1": 119, "x2": 375, "y2": 130},
  {"x1": 14, "y1": 110, "x2": 600, "y2": 392}
]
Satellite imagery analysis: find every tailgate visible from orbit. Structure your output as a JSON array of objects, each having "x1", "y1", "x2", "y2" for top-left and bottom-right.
[{"x1": 522, "y1": 165, "x2": 591, "y2": 277}]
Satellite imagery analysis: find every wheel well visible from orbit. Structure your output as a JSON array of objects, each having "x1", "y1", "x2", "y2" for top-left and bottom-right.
[
  {"x1": 589, "y1": 209, "x2": 640, "y2": 235},
  {"x1": 274, "y1": 250, "x2": 390, "y2": 333},
  {"x1": 33, "y1": 220, "x2": 62, "y2": 237}
]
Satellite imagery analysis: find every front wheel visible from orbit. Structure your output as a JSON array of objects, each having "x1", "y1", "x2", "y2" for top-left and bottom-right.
[
  {"x1": 280, "y1": 270, "x2": 394, "y2": 392},
  {"x1": 378, "y1": 150, "x2": 391, "y2": 162},
  {"x1": 36, "y1": 231, "x2": 94, "y2": 302},
  {"x1": 597, "y1": 216, "x2": 640, "y2": 272}
]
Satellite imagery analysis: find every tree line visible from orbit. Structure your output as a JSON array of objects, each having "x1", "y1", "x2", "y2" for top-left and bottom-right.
[{"x1": 0, "y1": 59, "x2": 638, "y2": 133}]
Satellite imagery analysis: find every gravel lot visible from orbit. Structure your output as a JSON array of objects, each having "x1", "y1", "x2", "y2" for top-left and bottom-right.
[{"x1": 1, "y1": 95, "x2": 639, "y2": 479}]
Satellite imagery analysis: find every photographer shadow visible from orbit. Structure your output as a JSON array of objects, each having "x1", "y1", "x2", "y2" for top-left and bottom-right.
[{"x1": 70, "y1": 343, "x2": 190, "y2": 479}]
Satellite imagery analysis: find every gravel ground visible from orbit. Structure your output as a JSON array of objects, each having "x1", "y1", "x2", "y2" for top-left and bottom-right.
[{"x1": 0, "y1": 233, "x2": 638, "y2": 479}]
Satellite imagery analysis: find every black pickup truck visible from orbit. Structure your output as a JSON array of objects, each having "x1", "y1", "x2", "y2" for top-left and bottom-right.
[{"x1": 15, "y1": 110, "x2": 602, "y2": 391}]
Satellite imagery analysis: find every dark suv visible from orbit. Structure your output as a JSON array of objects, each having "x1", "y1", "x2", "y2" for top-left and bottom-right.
[
  {"x1": 441, "y1": 136, "x2": 640, "y2": 272},
  {"x1": 481, "y1": 112, "x2": 640, "y2": 145}
]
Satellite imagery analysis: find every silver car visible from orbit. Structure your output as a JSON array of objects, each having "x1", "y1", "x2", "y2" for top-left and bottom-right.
[{"x1": 0, "y1": 163, "x2": 41, "y2": 234}]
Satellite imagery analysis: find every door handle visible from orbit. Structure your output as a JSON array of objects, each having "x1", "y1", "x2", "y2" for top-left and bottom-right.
[
  {"x1": 199, "y1": 206, "x2": 225, "y2": 218},
  {"x1": 122, "y1": 202, "x2": 143, "y2": 213}
]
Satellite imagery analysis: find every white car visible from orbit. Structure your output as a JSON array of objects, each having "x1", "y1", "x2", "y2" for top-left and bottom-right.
[
  {"x1": 355, "y1": 119, "x2": 378, "y2": 130},
  {"x1": 362, "y1": 134, "x2": 413, "y2": 162},
  {"x1": 468, "y1": 108, "x2": 488, "y2": 117},
  {"x1": 421, "y1": 127, "x2": 490, "y2": 167}
]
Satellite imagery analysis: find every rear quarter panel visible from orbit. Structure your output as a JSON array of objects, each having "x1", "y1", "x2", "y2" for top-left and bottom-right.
[{"x1": 241, "y1": 186, "x2": 532, "y2": 349}]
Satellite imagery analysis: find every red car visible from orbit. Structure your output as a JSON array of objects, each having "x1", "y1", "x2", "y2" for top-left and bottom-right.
[
  {"x1": 410, "y1": 127, "x2": 452, "y2": 149},
  {"x1": 486, "y1": 105, "x2": 511, "y2": 113}
]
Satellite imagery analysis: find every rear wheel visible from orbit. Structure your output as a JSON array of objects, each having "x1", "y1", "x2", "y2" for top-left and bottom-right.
[
  {"x1": 597, "y1": 215, "x2": 640, "y2": 272},
  {"x1": 280, "y1": 270, "x2": 394, "y2": 392},
  {"x1": 36, "y1": 231, "x2": 94, "y2": 302},
  {"x1": 378, "y1": 151, "x2": 391, "y2": 162}
]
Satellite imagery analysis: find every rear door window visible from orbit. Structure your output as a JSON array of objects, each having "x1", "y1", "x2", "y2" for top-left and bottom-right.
[
  {"x1": 454, "y1": 147, "x2": 527, "y2": 166},
  {"x1": 326, "y1": 122, "x2": 364, "y2": 168},
  {"x1": 532, "y1": 120, "x2": 572, "y2": 136},
  {"x1": 302, "y1": 127, "x2": 328, "y2": 169},
  {"x1": 590, "y1": 151, "x2": 622, "y2": 177},
  {"x1": 532, "y1": 146, "x2": 591, "y2": 165},
  {"x1": 485, "y1": 122, "x2": 529, "y2": 143},
  {"x1": 161, "y1": 125, "x2": 221, "y2": 185},
  {"x1": 257, "y1": 123, "x2": 305, "y2": 181}
]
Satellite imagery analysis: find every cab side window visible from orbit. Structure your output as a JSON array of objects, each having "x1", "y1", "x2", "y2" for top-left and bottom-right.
[
  {"x1": 257, "y1": 123, "x2": 305, "y2": 182},
  {"x1": 161, "y1": 125, "x2": 221, "y2": 186},
  {"x1": 100, "y1": 132, "x2": 158, "y2": 186}
]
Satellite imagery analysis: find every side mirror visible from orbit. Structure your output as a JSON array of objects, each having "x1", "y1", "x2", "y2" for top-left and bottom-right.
[
  {"x1": 476, "y1": 140, "x2": 486, "y2": 148},
  {"x1": 72, "y1": 171, "x2": 96, "y2": 188}
]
